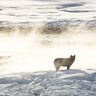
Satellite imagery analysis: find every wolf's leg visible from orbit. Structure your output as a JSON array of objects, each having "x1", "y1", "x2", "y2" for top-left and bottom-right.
[
  {"x1": 56, "y1": 66, "x2": 60, "y2": 71},
  {"x1": 67, "y1": 66, "x2": 70, "y2": 70}
]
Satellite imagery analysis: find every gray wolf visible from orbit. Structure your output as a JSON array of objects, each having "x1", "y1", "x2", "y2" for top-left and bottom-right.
[{"x1": 54, "y1": 55, "x2": 76, "y2": 71}]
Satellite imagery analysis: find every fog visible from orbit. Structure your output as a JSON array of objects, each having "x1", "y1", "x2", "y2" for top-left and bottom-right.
[{"x1": 0, "y1": 23, "x2": 96, "y2": 74}]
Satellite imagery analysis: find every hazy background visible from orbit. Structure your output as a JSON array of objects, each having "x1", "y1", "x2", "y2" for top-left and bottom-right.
[{"x1": 0, "y1": 0, "x2": 96, "y2": 74}]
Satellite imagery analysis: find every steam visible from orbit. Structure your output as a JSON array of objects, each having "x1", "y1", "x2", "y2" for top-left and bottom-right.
[{"x1": 0, "y1": 20, "x2": 96, "y2": 74}]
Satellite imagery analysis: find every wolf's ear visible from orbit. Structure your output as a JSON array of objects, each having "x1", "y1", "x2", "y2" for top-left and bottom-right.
[{"x1": 74, "y1": 55, "x2": 76, "y2": 57}]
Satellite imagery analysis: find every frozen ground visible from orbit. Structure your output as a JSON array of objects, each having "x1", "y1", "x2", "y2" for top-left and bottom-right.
[{"x1": 0, "y1": 69, "x2": 96, "y2": 96}]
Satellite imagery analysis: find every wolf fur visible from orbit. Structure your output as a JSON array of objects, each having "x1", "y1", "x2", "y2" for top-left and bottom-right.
[{"x1": 54, "y1": 55, "x2": 76, "y2": 71}]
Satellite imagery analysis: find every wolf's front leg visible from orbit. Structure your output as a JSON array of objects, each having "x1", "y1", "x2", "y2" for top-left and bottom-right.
[{"x1": 67, "y1": 66, "x2": 70, "y2": 70}]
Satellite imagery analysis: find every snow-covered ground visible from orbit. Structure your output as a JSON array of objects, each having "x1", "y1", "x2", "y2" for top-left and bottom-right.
[
  {"x1": 0, "y1": 0, "x2": 96, "y2": 95},
  {"x1": 0, "y1": 69, "x2": 96, "y2": 96},
  {"x1": 0, "y1": 0, "x2": 96, "y2": 23}
]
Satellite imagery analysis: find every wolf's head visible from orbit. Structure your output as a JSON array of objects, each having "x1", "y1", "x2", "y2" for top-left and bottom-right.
[{"x1": 70, "y1": 55, "x2": 76, "y2": 60}]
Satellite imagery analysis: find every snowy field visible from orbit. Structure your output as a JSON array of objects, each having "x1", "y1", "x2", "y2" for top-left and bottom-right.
[
  {"x1": 0, "y1": 69, "x2": 96, "y2": 96},
  {"x1": 0, "y1": 0, "x2": 96, "y2": 23},
  {"x1": 0, "y1": 0, "x2": 96, "y2": 95}
]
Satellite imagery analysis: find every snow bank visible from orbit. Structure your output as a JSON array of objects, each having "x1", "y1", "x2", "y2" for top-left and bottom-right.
[{"x1": 0, "y1": 69, "x2": 96, "y2": 96}]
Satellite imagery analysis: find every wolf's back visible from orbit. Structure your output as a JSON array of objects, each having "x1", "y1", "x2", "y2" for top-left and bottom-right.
[{"x1": 54, "y1": 58, "x2": 72, "y2": 66}]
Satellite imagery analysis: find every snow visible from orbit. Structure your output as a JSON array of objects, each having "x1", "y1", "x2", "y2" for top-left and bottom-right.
[
  {"x1": 0, "y1": 0, "x2": 96, "y2": 23},
  {"x1": 0, "y1": 69, "x2": 96, "y2": 96},
  {"x1": 0, "y1": 0, "x2": 96, "y2": 95}
]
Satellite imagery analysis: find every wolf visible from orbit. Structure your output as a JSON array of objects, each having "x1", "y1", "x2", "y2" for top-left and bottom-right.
[{"x1": 54, "y1": 55, "x2": 76, "y2": 71}]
